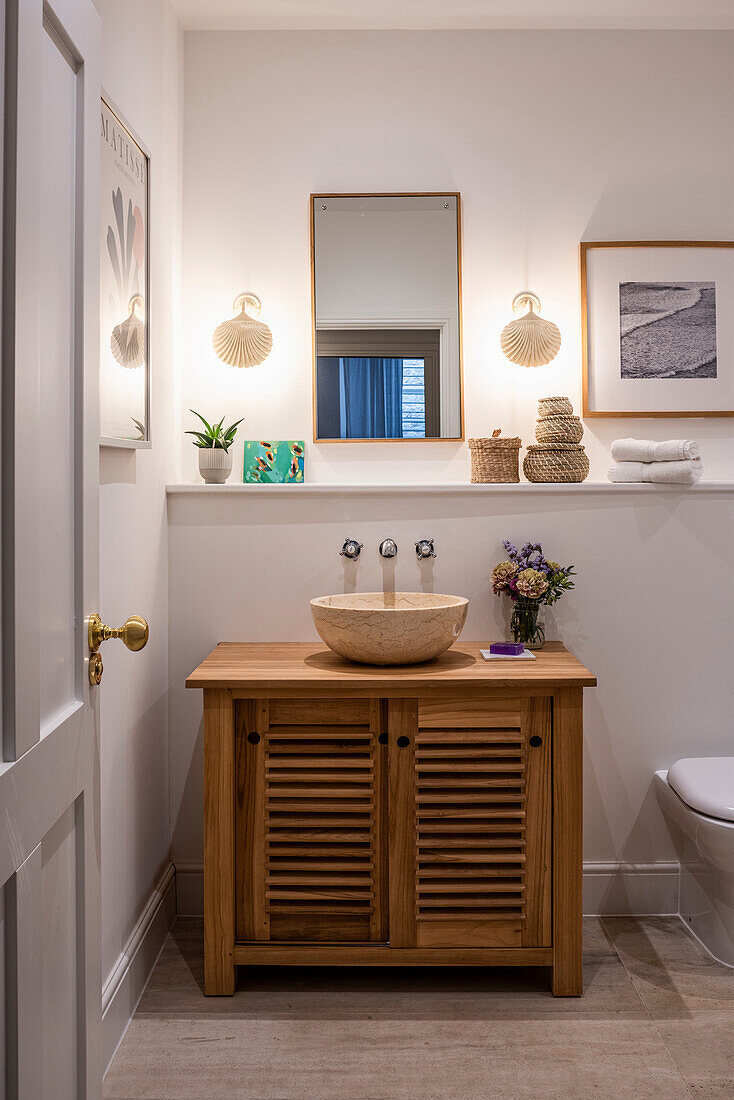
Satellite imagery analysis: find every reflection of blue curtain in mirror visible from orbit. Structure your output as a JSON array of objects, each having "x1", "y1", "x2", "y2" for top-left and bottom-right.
[
  {"x1": 317, "y1": 357, "x2": 404, "y2": 438},
  {"x1": 343, "y1": 357, "x2": 403, "y2": 438}
]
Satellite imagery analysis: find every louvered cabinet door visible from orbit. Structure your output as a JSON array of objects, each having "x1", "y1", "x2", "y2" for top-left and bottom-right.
[
  {"x1": 388, "y1": 696, "x2": 552, "y2": 950},
  {"x1": 235, "y1": 698, "x2": 387, "y2": 943}
]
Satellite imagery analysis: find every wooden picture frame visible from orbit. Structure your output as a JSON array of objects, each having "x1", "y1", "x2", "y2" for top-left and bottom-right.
[
  {"x1": 581, "y1": 240, "x2": 734, "y2": 418},
  {"x1": 100, "y1": 95, "x2": 152, "y2": 447},
  {"x1": 310, "y1": 193, "x2": 465, "y2": 443}
]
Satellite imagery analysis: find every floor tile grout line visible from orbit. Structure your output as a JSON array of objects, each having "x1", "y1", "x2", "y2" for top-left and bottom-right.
[{"x1": 600, "y1": 917, "x2": 695, "y2": 1099}]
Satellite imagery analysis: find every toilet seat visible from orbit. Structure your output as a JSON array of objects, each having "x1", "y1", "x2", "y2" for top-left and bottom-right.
[{"x1": 667, "y1": 757, "x2": 734, "y2": 824}]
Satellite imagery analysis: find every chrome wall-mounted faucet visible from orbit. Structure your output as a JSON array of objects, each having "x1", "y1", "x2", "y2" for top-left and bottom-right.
[
  {"x1": 379, "y1": 538, "x2": 398, "y2": 559},
  {"x1": 340, "y1": 538, "x2": 363, "y2": 561},
  {"x1": 415, "y1": 538, "x2": 436, "y2": 560}
]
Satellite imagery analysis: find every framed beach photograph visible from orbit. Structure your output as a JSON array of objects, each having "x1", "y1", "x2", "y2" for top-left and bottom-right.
[
  {"x1": 581, "y1": 241, "x2": 734, "y2": 417},
  {"x1": 100, "y1": 96, "x2": 151, "y2": 446}
]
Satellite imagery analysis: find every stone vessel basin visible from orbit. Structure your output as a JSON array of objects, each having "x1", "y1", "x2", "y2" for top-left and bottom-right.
[{"x1": 310, "y1": 592, "x2": 469, "y2": 666}]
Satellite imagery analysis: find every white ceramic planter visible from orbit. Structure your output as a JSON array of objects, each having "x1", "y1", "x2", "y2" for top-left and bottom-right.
[{"x1": 198, "y1": 446, "x2": 233, "y2": 484}]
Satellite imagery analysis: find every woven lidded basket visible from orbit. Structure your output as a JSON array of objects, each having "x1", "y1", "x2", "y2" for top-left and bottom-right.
[
  {"x1": 535, "y1": 414, "x2": 584, "y2": 445},
  {"x1": 537, "y1": 395, "x2": 573, "y2": 418},
  {"x1": 469, "y1": 430, "x2": 521, "y2": 483},
  {"x1": 523, "y1": 443, "x2": 589, "y2": 483}
]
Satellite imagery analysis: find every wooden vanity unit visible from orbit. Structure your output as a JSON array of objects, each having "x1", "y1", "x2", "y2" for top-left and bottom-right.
[{"x1": 186, "y1": 642, "x2": 596, "y2": 997}]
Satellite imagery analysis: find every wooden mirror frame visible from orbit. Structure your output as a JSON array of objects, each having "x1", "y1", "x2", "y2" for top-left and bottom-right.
[{"x1": 310, "y1": 193, "x2": 465, "y2": 443}]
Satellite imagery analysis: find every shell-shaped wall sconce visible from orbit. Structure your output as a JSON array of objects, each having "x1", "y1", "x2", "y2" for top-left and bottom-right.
[
  {"x1": 110, "y1": 294, "x2": 145, "y2": 369},
  {"x1": 500, "y1": 292, "x2": 561, "y2": 368},
  {"x1": 212, "y1": 292, "x2": 273, "y2": 368}
]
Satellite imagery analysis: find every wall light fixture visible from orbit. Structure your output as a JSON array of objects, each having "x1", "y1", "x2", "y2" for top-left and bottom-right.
[
  {"x1": 500, "y1": 292, "x2": 561, "y2": 368},
  {"x1": 212, "y1": 292, "x2": 273, "y2": 368}
]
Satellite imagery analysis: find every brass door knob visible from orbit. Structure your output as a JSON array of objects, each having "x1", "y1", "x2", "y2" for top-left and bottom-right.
[
  {"x1": 88, "y1": 613, "x2": 149, "y2": 685},
  {"x1": 88, "y1": 612, "x2": 149, "y2": 668}
]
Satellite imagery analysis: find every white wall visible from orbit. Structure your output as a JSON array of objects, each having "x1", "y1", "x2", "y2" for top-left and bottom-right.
[
  {"x1": 168, "y1": 484, "x2": 734, "y2": 913},
  {"x1": 94, "y1": 0, "x2": 182, "y2": 996},
  {"x1": 170, "y1": 29, "x2": 734, "y2": 914},
  {"x1": 180, "y1": 30, "x2": 734, "y2": 484}
]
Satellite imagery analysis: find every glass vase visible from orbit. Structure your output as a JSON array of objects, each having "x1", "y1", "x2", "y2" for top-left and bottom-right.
[{"x1": 509, "y1": 597, "x2": 545, "y2": 650}]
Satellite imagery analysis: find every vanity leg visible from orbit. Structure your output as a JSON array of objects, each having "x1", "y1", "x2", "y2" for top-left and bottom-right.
[
  {"x1": 552, "y1": 687, "x2": 583, "y2": 996},
  {"x1": 203, "y1": 688, "x2": 236, "y2": 995}
]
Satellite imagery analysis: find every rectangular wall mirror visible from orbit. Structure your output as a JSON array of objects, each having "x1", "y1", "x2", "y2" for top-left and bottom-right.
[{"x1": 311, "y1": 193, "x2": 464, "y2": 441}]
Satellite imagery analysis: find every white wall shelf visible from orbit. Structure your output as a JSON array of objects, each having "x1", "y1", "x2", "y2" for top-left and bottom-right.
[{"x1": 166, "y1": 481, "x2": 734, "y2": 497}]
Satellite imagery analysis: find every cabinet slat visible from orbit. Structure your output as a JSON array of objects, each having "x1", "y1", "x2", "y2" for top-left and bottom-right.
[
  {"x1": 267, "y1": 887, "x2": 372, "y2": 901},
  {"x1": 418, "y1": 897, "x2": 525, "y2": 909},
  {"x1": 268, "y1": 874, "x2": 372, "y2": 886},
  {"x1": 419, "y1": 864, "x2": 525, "y2": 876},
  {"x1": 268, "y1": 860, "x2": 374, "y2": 871},
  {"x1": 416, "y1": 762, "x2": 525, "y2": 772},
  {"x1": 267, "y1": 763, "x2": 374, "y2": 774},
  {"x1": 417, "y1": 777, "x2": 524, "y2": 788},
  {"x1": 416, "y1": 730, "x2": 523, "y2": 743},
  {"x1": 417, "y1": 882, "x2": 525, "y2": 894}
]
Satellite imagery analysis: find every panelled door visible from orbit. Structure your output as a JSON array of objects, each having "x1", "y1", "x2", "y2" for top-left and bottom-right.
[
  {"x1": 388, "y1": 696, "x2": 552, "y2": 950},
  {"x1": 235, "y1": 698, "x2": 388, "y2": 943},
  {"x1": 1, "y1": 0, "x2": 101, "y2": 1096}
]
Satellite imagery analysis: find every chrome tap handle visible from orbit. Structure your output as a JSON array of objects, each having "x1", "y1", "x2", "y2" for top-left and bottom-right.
[
  {"x1": 379, "y1": 538, "x2": 398, "y2": 559},
  {"x1": 340, "y1": 538, "x2": 363, "y2": 560},
  {"x1": 415, "y1": 538, "x2": 436, "y2": 560}
]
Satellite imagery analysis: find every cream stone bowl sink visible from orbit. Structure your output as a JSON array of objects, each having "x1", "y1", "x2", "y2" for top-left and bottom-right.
[{"x1": 310, "y1": 592, "x2": 469, "y2": 666}]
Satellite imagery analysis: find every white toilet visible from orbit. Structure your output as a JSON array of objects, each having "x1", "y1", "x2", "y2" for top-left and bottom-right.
[{"x1": 655, "y1": 758, "x2": 734, "y2": 967}]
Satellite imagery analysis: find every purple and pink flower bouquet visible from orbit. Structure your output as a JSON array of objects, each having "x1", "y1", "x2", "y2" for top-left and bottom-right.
[{"x1": 491, "y1": 541, "x2": 576, "y2": 649}]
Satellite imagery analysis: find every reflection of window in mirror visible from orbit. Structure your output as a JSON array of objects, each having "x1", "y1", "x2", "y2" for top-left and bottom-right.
[
  {"x1": 316, "y1": 329, "x2": 440, "y2": 439},
  {"x1": 311, "y1": 194, "x2": 463, "y2": 441}
]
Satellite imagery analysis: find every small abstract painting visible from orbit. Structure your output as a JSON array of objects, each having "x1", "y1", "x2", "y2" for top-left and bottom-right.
[
  {"x1": 243, "y1": 440, "x2": 305, "y2": 484},
  {"x1": 619, "y1": 281, "x2": 717, "y2": 380}
]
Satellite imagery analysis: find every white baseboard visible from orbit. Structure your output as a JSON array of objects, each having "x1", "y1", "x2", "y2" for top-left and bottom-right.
[
  {"x1": 583, "y1": 861, "x2": 679, "y2": 916},
  {"x1": 102, "y1": 862, "x2": 176, "y2": 1075},
  {"x1": 174, "y1": 860, "x2": 680, "y2": 918}
]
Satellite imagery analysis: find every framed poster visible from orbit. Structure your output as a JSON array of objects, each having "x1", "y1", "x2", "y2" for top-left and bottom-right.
[
  {"x1": 581, "y1": 241, "x2": 734, "y2": 417},
  {"x1": 100, "y1": 96, "x2": 150, "y2": 446}
]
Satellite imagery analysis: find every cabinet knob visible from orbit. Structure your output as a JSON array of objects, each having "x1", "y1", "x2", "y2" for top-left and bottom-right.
[
  {"x1": 247, "y1": 731, "x2": 261, "y2": 745},
  {"x1": 378, "y1": 732, "x2": 388, "y2": 745},
  {"x1": 397, "y1": 735, "x2": 410, "y2": 748},
  {"x1": 529, "y1": 735, "x2": 542, "y2": 747}
]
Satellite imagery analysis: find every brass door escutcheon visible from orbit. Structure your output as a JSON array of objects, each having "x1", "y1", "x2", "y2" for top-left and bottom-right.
[
  {"x1": 88, "y1": 613, "x2": 149, "y2": 685},
  {"x1": 89, "y1": 651, "x2": 103, "y2": 686}
]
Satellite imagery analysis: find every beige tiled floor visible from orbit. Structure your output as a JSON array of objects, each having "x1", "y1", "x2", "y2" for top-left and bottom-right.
[{"x1": 104, "y1": 916, "x2": 734, "y2": 1099}]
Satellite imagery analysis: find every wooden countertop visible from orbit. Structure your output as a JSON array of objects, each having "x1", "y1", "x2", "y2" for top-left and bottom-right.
[{"x1": 186, "y1": 641, "x2": 596, "y2": 693}]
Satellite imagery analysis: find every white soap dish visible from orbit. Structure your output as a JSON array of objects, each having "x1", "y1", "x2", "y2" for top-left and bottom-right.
[{"x1": 480, "y1": 648, "x2": 536, "y2": 661}]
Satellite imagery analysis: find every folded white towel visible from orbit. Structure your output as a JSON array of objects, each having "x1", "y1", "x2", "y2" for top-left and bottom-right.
[
  {"x1": 607, "y1": 459, "x2": 703, "y2": 485},
  {"x1": 611, "y1": 438, "x2": 700, "y2": 463}
]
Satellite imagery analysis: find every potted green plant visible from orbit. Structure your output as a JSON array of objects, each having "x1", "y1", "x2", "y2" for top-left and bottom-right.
[{"x1": 186, "y1": 410, "x2": 243, "y2": 484}]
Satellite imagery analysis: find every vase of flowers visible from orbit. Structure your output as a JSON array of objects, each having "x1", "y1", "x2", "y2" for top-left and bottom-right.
[
  {"x1": 510, "y1": 597, "x2": 545, "y2": 650},
  {"x1": 491, "y1": 541, "x2": 575, "y2": 650}
]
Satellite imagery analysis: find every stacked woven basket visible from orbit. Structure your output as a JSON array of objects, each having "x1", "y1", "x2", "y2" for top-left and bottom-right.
[{"x1": 523, "y1": 397, "x2": 589, "y2": 483}]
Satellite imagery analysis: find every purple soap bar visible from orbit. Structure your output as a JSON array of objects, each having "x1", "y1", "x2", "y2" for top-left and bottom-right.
[{"x1": 489, "y1": 642, "x2": 525, "y2": 656}]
